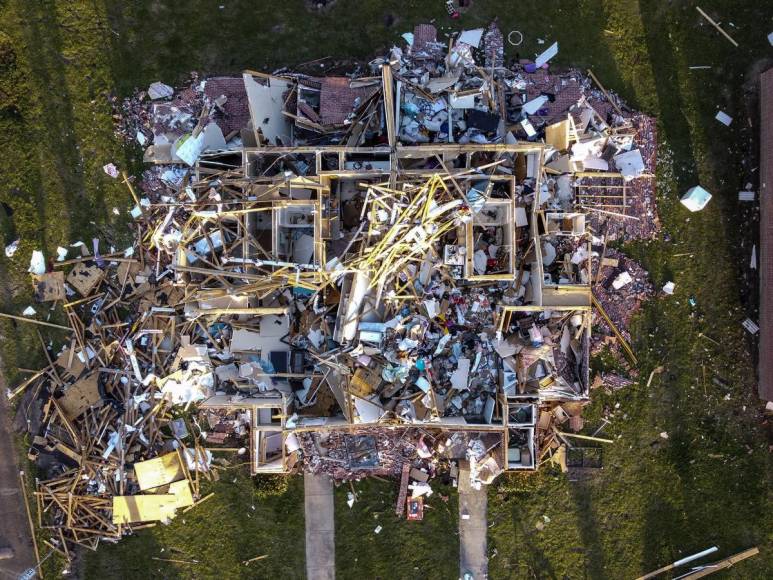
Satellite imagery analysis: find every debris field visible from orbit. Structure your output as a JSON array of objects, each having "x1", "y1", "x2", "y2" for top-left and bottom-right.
[{"x1": 6, "y1": 20, "x2": 661, "y2": 558}]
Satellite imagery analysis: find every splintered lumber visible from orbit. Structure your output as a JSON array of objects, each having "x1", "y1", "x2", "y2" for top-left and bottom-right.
[
  {"x1": 191, "y1": 307, "x2": 288, "y2": 316},
  {"x1": 19, "y1": 472, "x2": 43, "y2": 579},
  {"x1": 677, "y1": 547, "x2": 759, "y2": 578},
  {"x1": 637, "y1": 546, "x2": 758, "y2": 580},
  {"x1": 152, "y1": 557, "x2": 199, "y2": 565},
  {"x1": 586, "y1": 69, "x2": 625, "y2": 117},
  {"x1": 0, "y1": 311, "x2": 72, "y2": 331},
  {"x1": 8, "y1": 368, "x2": 48, "y2": 401},
  {"x1": 591, "y1": 293, "x2": 637, "y2": 365},
  {"x1": 182, "y1": 491, "x2": 214, "y2": 514},
  {"x1": 121, "y1": 171, "x2": 145, "y2": 216},
  {"x1": 695, "y1": 7, "x2": 739, "y2": 48},
  {"x1": 554, "y1": 431, "x2": 613, "y2": 444}
]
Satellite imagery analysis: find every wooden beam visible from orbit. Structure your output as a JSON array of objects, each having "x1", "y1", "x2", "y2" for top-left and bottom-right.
[
  {"x1": 695, "y1": 6, "x2": 739, "y2": 47},
  {"x1": 0, "y1": 311, "x2": 72, "y2": 332},
  {"x1": 19, "y1": 471, "x2": 44, "y2": 579},
  {"x1": 591, "y1": 293, "x2": 637, "y2": 365}
]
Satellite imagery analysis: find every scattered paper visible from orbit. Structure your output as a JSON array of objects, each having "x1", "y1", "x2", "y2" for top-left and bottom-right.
[
  {"x1": 742, "y1": 318, "x2": 759, "y2": 335},
  {"x1": 450, "y1": 358, "x2": 471, "y2": 390},
  {"x1": 28, "y1": 250, "x2": 46, "y2": 275},
  {"x1": 307, "y1": 328, "x2": 324, "y2": 349},
  {"x1": 103, "y1": 163, "x2": 119, "y2": 178},
  {"x1": 4, "y1": 239, "x2": 19, "y2": 258},
  {"x1": 715, "y1": 111, "x2": 732, "y2": 126}
]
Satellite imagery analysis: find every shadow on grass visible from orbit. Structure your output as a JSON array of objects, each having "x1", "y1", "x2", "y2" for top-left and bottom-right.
[
  {"x1": 503, "y1": 500, "x2": 559, "y2": 580},
  {"x1": 568, "y1": 479, "x2": 607, "y2": 580},
  {"x1": 16, "y1": 1, "x2": 113, "y2": 241},
  {"x1": 82, "y1": 527, "x2": 182, "y2": 580}
]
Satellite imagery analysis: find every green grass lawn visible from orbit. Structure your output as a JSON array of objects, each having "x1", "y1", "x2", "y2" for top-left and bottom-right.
[
  {"x1": 335, "y1": 478, "x2": 459, "y2": 580},
  {"x1": 82, "y1": 473, "x2": 306, "y2": 579},
  {"x1": 0, "y1": 0, "x2": 771, "y2": 578}
]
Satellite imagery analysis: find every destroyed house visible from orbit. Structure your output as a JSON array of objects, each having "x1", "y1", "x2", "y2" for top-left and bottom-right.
[
  {"x1": 178, "y1": 64, "x2": 600, "y2": 480},
  {"x1": 21, "y1": 24, "x2": 659, "y2": 551}
]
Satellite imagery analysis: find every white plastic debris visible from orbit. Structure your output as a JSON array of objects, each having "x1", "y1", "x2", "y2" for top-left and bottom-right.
[
  {"x1": 147, "y1": 81, "x2": 174, "y2": 100},
  {"x1": 374, "y1": 525, "x2": 382, "y2": 534},
  {"x1": 680, "y1": 186, "x2": 712, "y2": 212},
  {"x1": 183, "y1": 447, "x2": 212, "y2": 472},
  {"x1": 102, "y1": 163, "x2": 119, "y2": 178},
  {"x1": 28, "y1": 250, "x2": 46, "y2": 275},
  {"x1": 738, "y1": 190, "x2": 755, "y2": 201},
  {"x1": 715, "y1": 111, "x2": 732, "y2": 126},
  {"x1": 473, "y1": 249, "x2": 488, "y2": 275},
  {"x1": 307, "y1": 328, "x2": 324, "y2": 349},
  {"x1": 22, "y1": 306, "x2": 36, "y2": 316},
  {"x1": 659, "y1": 432, "x2": 669, "y2": 439},
  {"x1": 457, "y1": 28, "x2": 484, "y2": 48},
  {"x1": 347, "y1": 492, "x2": 356, "y2": 508},
  {"x1": 751, "y1": 245, "x2": 757, "y2": 270},
  {"x1": 56, "y1": 246, "x2": 68, "y2": 261},
  {"x1": 768, "y1": 31, "x2": 773, "y2": 46},
  {"x1": 4, "y1": 239, "x2": 19, "y2": 258},
  {"x1": 742, "y1": 318, "x2": 759, "y2": 335},
  {"x1": 662, "y1": 281, "x2": 675, "y2": 295},
  {"x1": 613, "y1": 149, "x2": 645, "y2": 181},
  {"x1": 522, "y1": 95, "x2": 548, "y2": 115},
  {"x1": 136, "y1": 131, "x2": 147, "y2": 146},
  {"x1": 520, "y1": 118, "x2": 537, "y2": 137},
  {"x1": 612, "y1": 271, "x2": 633, "y2": 290},
  {"x1": 175, "y1": 122, "x2": 227, "y2": 166},
  {"x1": 410, "y1": 481, "x2": 433, "y2": 498},
  {"x1": 534, "y1": 41, "x2": 558, "y2": 68}
]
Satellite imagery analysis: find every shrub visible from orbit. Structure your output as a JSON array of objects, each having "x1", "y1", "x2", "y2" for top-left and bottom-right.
[{"x1": 253, "y1": 474, "x2": 290, "y2": 499}]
